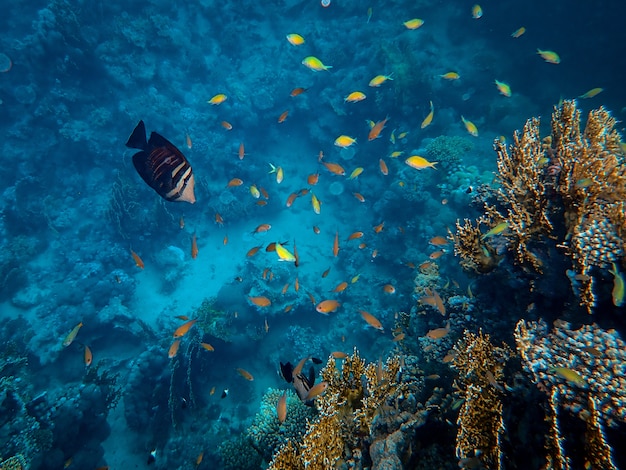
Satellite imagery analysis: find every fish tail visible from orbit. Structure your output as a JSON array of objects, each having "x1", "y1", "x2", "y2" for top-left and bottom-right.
[{"x1": 126, "y1": 120, "x2": 147, "y2": 150}]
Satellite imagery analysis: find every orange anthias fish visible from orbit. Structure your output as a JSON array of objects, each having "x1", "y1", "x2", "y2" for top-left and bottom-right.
[
  {"x1": 374, "y1": 222, "x2": 385, "y2": 233},
  {"x1": 179, "y1": 215, "x2": 185, "y2": 229},
  {"x1": 215, "y1": 213, "x2": 224, "y2": 226},
  {"x1": 196, "y1": 452, "x2": 204, "y2": 467},
  {"x1": 322, "y1": 161, "x2": 346, "y2": 176},
  {"x1": 305, "y1": 381, "x2": 329, "y2": 401},
  {"x1": 253, "y1": 223, "x2": 272, "y2": 234},
  {"x1": 379, "y1": 158, "x2": 389, "y2": 175},
  {"x1": 333, "y1": 281, "x2": 348, "y2": 293},
  {"x1": 247, "y1": 245, "x2": 262, "y2": 257},
  {"x1": 130, "y1": 249, "x2": 144, "y2": 269},
  {"x1": 277, "y1": 391, "x2": 287, "y2": 423},
  {"x1": 307, "y1": 172, "x2": 319, "y2": 185},
  {"x1": 227, "y1": 178, "x2": 244, "y2": 187},
  {"x1": 249, "y1": 296, "x2": 271, "y2": 307},
  {"x1": 238, "y1": 142, "x2": 246, "y2": 160},
  {"x1": 368, "y1": 116, "x2": 390, "y2": 141},
  {"x1": 84, "y1": 345, "x2": 93, "y2": 366},
  {"x1": 360, "y1": 310, "x2": 384, "y2": 331},
  {"x1": 426, "y1": 321, "x2": 450, "y2": 340},
  {"x1": 333, "y1": 231, "x2": 339, "y2": 257},
  {"x1": 383, "y1": 284, "x2": 396, "y2": 294},
  {"x1": 353, "y1": 192, "x2": 365, "y2": 203},
  {"x1": 278, "y1": 110, "x2": 289, "y2": 123},
  {"x1": 316, "y1": 299, "x2": 341, "y2": 314},
  {"x1": 200, "y1": 342, "x2": 215, "y2": 351},
  {"x1": 221, "y1": 121, "x2": 233, "y2": 130},
  {"x1": 348, "y1": 231, "x2": 364, "y2": 241},
  {"x1": 429, "y1": 236, "x2": 449, "y2": 246},
  {"x1": 173, "y1": 319, "x2": 197, "y2": 338},
  {"x1": 191, "y1": 233, "x2": 199, "y2": 259},
  {"x1": 168, "y1": 339, "x2": 181, "y2": 358},
  {"x1": 236, "y1": 368, "x2": 254, "y2": 381},
  {"x1": 290, "y1": 87, "x2": 307, "y2": 97},
  {"x1": 286, "y1": 192, "x2": 298, "y2": 207}
]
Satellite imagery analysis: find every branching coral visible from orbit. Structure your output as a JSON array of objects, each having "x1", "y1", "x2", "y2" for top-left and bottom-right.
[
  {"x1": 268, "y1": 349, "x2": 408, "y2": 469},
  {"x1": 452, "y1": 100, "x2": 626, "y2": 312},
  {"x1": 514, "y1": 319, "x2": 624, "y2": 468},
  {"x1": 0, "y1": 454, "x2": 28, "y2": 470},
  {"x1": 451, "y1": 330, "x2": 512, "y2": 470}
]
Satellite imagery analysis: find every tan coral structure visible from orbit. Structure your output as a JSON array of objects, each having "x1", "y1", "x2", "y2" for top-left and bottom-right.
[
  {"x1": 451, "y1": 330, "x2": 511, "y2": 470},
  {"x1": 453, "y1": 100, "x2": 626, "y2": 312},
  {"x1": 514, "y1": 319, "x2": 623, "y2": 468}
]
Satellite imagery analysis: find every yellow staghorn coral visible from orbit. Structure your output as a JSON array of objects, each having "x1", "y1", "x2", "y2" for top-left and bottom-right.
[
  {"x1": 451, "y1": 330, "x2": 511, "y2": 470},
  {"x1": 449, "y1": 216, "x2": 502, "y2": 273},
  {"x1": 268, "y1": 348, "x2": 407, "y2": 469},
  {"x1": 453, "y1": 100, "x2": 626, "y2": 312}
]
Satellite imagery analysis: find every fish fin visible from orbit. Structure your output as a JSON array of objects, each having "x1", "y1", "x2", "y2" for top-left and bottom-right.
[
  {"x1": 147, "y1": 131, "x2": 173, "y2": 149},
  {"x1": 280, "y1": 362, "x2": 294, "y2": 383},
  {"x1": 311, "y1": 357, "x2": 322, "y2": 364},
  {"x1": 308, "y1": 366, "x2": 315, "y2": 387},
  {"x1": 126, "y1": 120, "x2": 147, "y2": 150}
]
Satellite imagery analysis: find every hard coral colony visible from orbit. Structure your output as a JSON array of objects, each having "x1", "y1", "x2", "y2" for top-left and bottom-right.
[{"x1": 0, "y1": 0, "x2": 625, "y2": 469}]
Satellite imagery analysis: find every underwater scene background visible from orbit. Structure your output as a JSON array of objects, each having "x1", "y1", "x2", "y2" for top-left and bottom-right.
[{"x1": 1, "y1": 0, "x2": 626, "y2": 469}]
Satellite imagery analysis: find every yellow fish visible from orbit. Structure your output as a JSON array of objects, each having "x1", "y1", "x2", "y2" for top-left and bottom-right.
[
  {"x1": 311, "y1": 193, "x2": 321, "y2": 214},
  {"x1": 390, "y1": 151, "x2": 404, "y2": 158},
  {"x1": 421, "y1": 100, "x2": 434, "y2": 129},
  {"x1": 511, "y1": 27, "x2": 526, "y2": 38},
  {"x1": 268, "y1": 163, "x2": 283, "y2": 183},
  {"x1": 440, "y1": 72, "x2": 460, "y2": 80},
  {"x1": 579, "y1": 87, "x2": 603, "y2": 99},
  {"x1": 550, "y1": 367, "x2": 585, "y2": 385},
  {"x1": 351, "y1": 273, "x2": 361, "y2": 284},
  {"x1": 302, "y1": 56, "x2": 332, "y2": 71},
  {"x1": 494, "y1": 80, "x2": 511, "y2": 97},
  {"x1": 286, "y1": 33, "x2": 305, "y2": 46},
  {"x1": 537, "y1": 49, "x2": 560, "y2": 64},
  {"x1": 481, "y1": 221, "x2": 508, "y2": 239},
  {"x1": 208, "y1": 94, "x2": 227, "y2": 105},
  {"x1": 397, "y1": 131, "x2": 409, "y2": 139},
  {"x1": 275, "y1": 243, "x2": 296, "y2": 262},
  {"x1": 405, "y1": 155, "x2": 437, "y2": 170},
  {"x1": 334, "y1": 135, "x2": 357, "y2": 148},
  {"x1": 348, "y1": 167, "x2": 364, "y2": 180},
  {"x1": 344, "y1": 91, "x2": 366, "y2": 103},
  {"x1": 461, "y1": 116, "x2": 478, "y2": 136},
  {"x1": 609, "y1": 263, "x2": 625, "y2": 307},
  {"x1": 62, "y1": 322, "x2": 83, "y2": 347},
  {"x1": 403, "y1": 18, "x2": 424, "y2": 30},
  {"x1": 249, "y1": 185, "x2": 260, "y2": 199},
  {"x1": 472, "y1": 4, "x2": 483, "y2": 18},
  {"x1": 369, "y1": 74, "x2": 393, "y2": 87}
]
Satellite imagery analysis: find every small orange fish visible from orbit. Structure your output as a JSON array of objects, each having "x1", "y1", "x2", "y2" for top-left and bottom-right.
[
  {"x1": 253, "y1": 223, "x2": 272, "y2": 233},
  {"x1": 215, "y1": 213, "x2": 224, "y2": 226},
  {"x1": 307, "y1": 172, "x2": 319, "y2": 185},
  {"x1": 348, "y1": 231, "x2": 364, "y2": 241},
  {"x1": 191, "y1": 233, "x2": 199, "y2": 259},
  {"x1": 333, "y1": 281, "x2": 348, "y2": 292},
  {"x1": 278, "y1": 110, "x2": 289, "y2": 123},
  {"x1": 322, "y1": 267, "x2": 331, "y2": 278},
  {"x1": 236, "y1": 368, "x2": 254, "y2": 381},
  {"x1": 383, "y1": 284, "x2": 396, "y2": 294},
  {"x1": 426, "y1": 321, "x2": 450, "y2": 340},
  {"x1": 313, "y1": 226, "x2": 321, "y2": 234},
  {"x1": 305, "y1": 381, "x2": 328, "y2": 400},
  {"x1": 282, "y1": 283, "x2": 289, "y2": 294},
  {"x1": 293, "y1": 240, "x2": 300, "y2": 267},
  {"x1": 130, "y1": 249, "x2": 144, "y2": 269},
  {"x1": 379, "y1": 158, "x2": 389, "y2": 175},
  {"x1": 175, "y1": 315, "x2": 189, "y2": 320},
  {"x1": 322, "y1": 161, "x2": 346, "y2": 176},
  {"x1": 185, "y1": 133, "x2": 192, "y2": 149},
  {"x1": 168, "y1": 339, "x2": 181, "y2": 358},
  {"x1": 227, "y1": 178, "x2": 243, "y2": 187},
  {"x1": 84, "y1": 345, "x2": 93, "y2": 366},
  {"x1": 223, "y1": 235, "x2": 228, "y2": 245},
  {"x1": 260, "y1": 187, "x2": 269, "y2": 199},
  {"x1": 294, "y1": 277, "x2": 300, "y2": 292},
  {"x1": 333, "y1": 231, "x2": 339, "y2": 257},
  {"x1": 316, "y1": 299, "x2": 341, "y2": 314},
  {"x1": 429, "y1": 236, "x2": 449, "y2": 246},
  {"x1": 247, "y1": 245, "x2": 263, "y2": 257},
  {"x1": 360, "y1": 310, "x2": 384, "y2": 331},
  {"x1": 372, "y1": 248, "x2": 379, "y2": 259},
  {"x1": 284, "y1": 304, "x2": 293, "y2": 312},
  {"x1": 196, "y1": 451, "x2": 204, "y2": 467},
  {"x1": 429, "y1": 250, "x2": 445, "y2": 259},
  {"x1": 290, "y1": 87, "x2": 307, "y2": 97},
  {"x1": 392, "y1": 332, "x2": 405, "y2": 342},
  {"x1": 373, "y1": 222, "x2": 385, "y2": 233},
  {"x1": 200, "y1": 342, "x2": 214, "y2": 351},
  {"x1": 210, "y1": 386, "x2": 216, "y2": 395},
  {"x1": 308, "y1": 292, "x2": 316, "y2": 304},
  {"x1": 249, "y1": 296, "x2": 271, "y2": 307},
  {"x1": 238, "y1": 142, "x2": 246, "y2": 160},
  {"x1": 277, "y1": 390, "x2": 287, "y2": 422},
  {"x1": 331, "y1": 351, "x2": 348, "y2": 358},
  {"x1": 174, "y1": 319, "x2": 198, "y2": 338},
  {"x1": 368, "y1": 116, "x2": 389, "y2": 141},
  {"x1": 179, "y1": 215, "x2": 185, "y2": 229},
  {"x1": 286, "y1": 193, "x2": 298, "y2": 207},
  {"x1": 353, "y1": 192, "x2": 365, "y2": 203},
  {"x1": 221, "y1": 121, "x2": 233, "y2": 130}
]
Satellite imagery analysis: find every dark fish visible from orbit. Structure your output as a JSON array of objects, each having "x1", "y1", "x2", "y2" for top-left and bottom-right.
[
  {"x1": 293, "y1": 373, "x2": 313, "y2": 403},
  {"x1": 280, "y1": 361, "x2": 294, "y2": 383},
  {"x1": 126, "y1": 120, "x2": 196, "y2": 204},
  {"x1": 221, "y1": 388, "x2": 229, "y2": 399},
  {"x1": 311, "y1": 357, "x2": 322, "y2": 364},
  {"x1": 147, "y1": 449, "x2": 157, "y2": 465}
]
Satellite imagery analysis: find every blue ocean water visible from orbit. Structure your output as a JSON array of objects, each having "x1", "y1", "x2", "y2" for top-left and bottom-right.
[{"x1": 1, "y1": 0, "x2": 625, "y2": 469}]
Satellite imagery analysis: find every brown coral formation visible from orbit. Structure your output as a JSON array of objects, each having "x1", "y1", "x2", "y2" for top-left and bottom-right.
[
  {"x1": 452, "y1": 100, "x2": 626, "y2": 312},
  {"x1": 268, "y1": 348, "x2": 414, "y2": 469},
  {"x1": 514, "y1": 319, "x2": 624, "y2": 468},
  {"x1": 451, "y1": 330, "x2": 511, "y2": 470}
]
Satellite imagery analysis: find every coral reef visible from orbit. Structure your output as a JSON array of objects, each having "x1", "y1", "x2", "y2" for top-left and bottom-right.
[
  {"x1": 0, "y1": 454, "x2": 28, "y2": 470},
  {"x1": 452, "y1": 100, "x2": 626, "y2": 312},
  {"x1": 268, "y1": 348, "x2": 425, "y2": 469},
  {"x1": 515, "y1": 318, "x2": 624, "y2": 468},
  {"x1": 426, "y1": 135, "x2": 474, "y2": 169},
  {"x1": 218, "y1": 434, "x2": 263, "y2": 470},
  {"x1": 451, "y1": 330, "x2": 512, "y2": 470}
]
